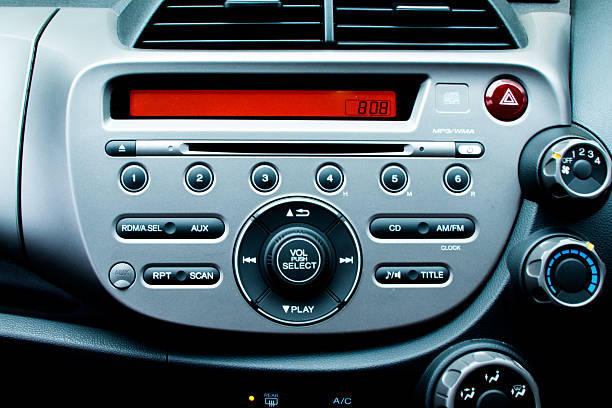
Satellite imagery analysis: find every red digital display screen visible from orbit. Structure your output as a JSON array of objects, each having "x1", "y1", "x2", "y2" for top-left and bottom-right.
[{"x1": 129, "y1": 90, "x2": 397, "y2": 119}]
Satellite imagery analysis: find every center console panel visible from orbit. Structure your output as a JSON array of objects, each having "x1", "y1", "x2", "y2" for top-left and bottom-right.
[{"x1": 19, "y1": 8, "x2": 572, "y2": 334}]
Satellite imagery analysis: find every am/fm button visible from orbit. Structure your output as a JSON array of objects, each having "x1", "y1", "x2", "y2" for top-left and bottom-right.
[{"x1": 370, "y1": 217, "x2": 475, "y2": 239}]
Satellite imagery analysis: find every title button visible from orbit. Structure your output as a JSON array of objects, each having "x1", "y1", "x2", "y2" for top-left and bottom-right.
[{"x1": 375, "y1": 265, "x2": 450, "y2": 285}]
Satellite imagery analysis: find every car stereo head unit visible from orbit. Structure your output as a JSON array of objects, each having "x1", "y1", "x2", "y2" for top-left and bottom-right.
[{"x1": 19, "y1": 10, "x2": 574, "y2": 334}]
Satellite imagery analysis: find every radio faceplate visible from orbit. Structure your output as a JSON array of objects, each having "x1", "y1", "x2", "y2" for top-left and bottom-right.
[{"x1": 19, "y1": 9, "x2": 571, "y2": 333}]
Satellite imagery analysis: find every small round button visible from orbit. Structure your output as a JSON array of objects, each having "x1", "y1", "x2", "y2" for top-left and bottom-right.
[
  {"x1": 186, "y1": 164, "x2": 213, "y2": 193},
  {"x1": 485, "y1": 78, "x2": 528, "y2": 122},
  {"x1": 120, "y1": 164, "x2": 148, "y2": 192},
  {"x1": 444, "y1": 165, "x2": 471, "y2": 193},
  {"x1": 316, "y1": 164, "x2": 344, "y2": 193},
  {"x1": 109, "y1": 262, "x2": 135, "y2": 289},
  {"x1": 380, "y1": 165, "x2": 408, "y2": 193},
  {"x1": 251, "y1": 164, "x2": 279, "y2": 192}
]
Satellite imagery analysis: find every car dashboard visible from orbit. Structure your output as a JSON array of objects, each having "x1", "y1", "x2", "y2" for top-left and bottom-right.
[{"x1": 0, "y1": 0, "x2": 611, "y2": 405}]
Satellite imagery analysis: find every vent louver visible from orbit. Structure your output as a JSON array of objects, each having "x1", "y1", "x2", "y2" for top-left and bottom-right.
[
  {"x1": 334, "y1": 0, "x2": 517, "y2": 49},
  {"x1": 136, "y1": 0, "x2": 325, "y2": 49}
]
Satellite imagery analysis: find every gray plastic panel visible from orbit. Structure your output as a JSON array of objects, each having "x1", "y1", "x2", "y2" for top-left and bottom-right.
[
  {"x1": 571, "y1": 0, "x2": 612, "y2": 146},
  {"x1": 21, "y1": 8, "x2": 570, "y2": 333},
  {"x1": 0, "y1": 7, "x2": 56, "y2": 259}
]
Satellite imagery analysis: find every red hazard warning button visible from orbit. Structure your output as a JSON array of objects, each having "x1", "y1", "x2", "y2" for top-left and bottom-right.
[{"x1": 484, "y1": 79, "x2": 528, "y2": 122}]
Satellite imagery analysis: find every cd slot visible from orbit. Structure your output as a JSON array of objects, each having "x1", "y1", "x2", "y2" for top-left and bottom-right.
[
  {"x1": 104, "y1": 140, "x2": 484, "y2": 158},
  {"x1": 186, "y1": 142, "x2": 410, "y2": 155}
]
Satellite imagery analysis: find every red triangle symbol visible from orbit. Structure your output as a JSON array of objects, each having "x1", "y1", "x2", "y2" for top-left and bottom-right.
[{"x1": 499, "y1": 88, "x2": 519, "y2": 106}]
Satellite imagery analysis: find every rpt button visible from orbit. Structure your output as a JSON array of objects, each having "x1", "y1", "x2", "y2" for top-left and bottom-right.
[{"x1": 143, "y1": 266, "x2": 220, "y2": 285}]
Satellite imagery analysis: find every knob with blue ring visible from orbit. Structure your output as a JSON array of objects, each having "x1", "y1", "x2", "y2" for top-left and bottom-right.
[{"x1": 523, "y1": 236, "x2": 605, "y2": 307}]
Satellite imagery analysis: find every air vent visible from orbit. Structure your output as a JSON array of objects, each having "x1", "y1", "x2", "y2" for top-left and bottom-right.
[
  {"x1": 136, "y1": 0, "x2": 325, "y2": 49},
  {"x1": 334, "y1": 0, "x2": 517, "y2": 49}
]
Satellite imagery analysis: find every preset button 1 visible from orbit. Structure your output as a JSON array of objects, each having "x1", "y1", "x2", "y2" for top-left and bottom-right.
[{"x1": 120, "y1": 164, "x2": 148, "y2": 192}]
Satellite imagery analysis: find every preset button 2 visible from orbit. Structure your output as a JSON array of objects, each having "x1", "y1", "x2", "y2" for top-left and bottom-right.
[{"x1": 186, "y1": 164, "x2": 214, "y2": 193}]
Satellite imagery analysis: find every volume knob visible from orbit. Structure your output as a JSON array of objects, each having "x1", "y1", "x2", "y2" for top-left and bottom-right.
[{"x1": 522, "y1": 236, "x2": 605, "y2": 307}]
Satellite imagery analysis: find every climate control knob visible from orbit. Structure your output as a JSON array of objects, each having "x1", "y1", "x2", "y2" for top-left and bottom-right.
[
  {"x1": 433, "y1": 350, "x2": 540, "y2": 408},
  {"x1": 522, "y1": 236, "x2": 605, "y2": 307},
  {"x1": 539, "y1": 138, "x2": 611, "y2": 199},
  {"x1": 519, "y1": 127, "x2": 612, "y2": 204}
]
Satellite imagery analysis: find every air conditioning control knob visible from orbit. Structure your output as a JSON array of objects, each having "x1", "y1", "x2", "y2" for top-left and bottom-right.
[
  {"x1": 539, "y1": 138, "x2": 611, "y2": 199},
  {"x1": 522, "y1": 236, "x2": 605, "y2": 307},
  {"x1": 433, "y1": 350, "x2": 540, "y2": 408}
]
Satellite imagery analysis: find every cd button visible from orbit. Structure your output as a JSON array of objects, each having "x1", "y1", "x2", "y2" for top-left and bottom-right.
[{"x1": 370, "y1": 217, "x2": 475, "y2": 239}]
